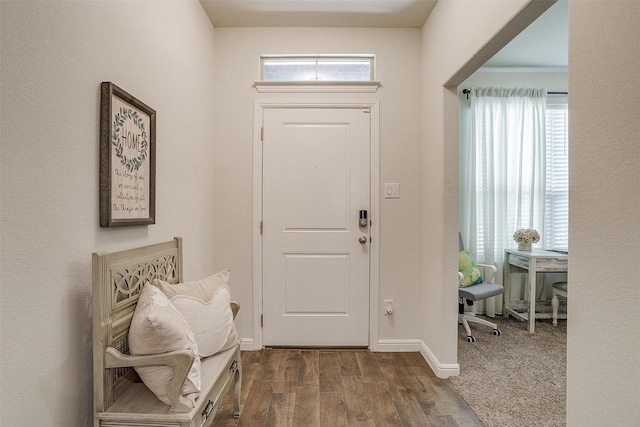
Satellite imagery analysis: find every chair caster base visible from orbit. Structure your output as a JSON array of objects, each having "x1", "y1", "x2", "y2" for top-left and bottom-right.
[
  {"x1": 492, "y1": 329, "x2": 502, "y2": 336},
  {"x1": 466, "y1": 336, "x2": 476, "y2": 342}
]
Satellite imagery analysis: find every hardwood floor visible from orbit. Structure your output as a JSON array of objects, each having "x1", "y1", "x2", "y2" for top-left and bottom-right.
[{"x1": 211, "y1": 349, "x2": 481, "y2": 427}]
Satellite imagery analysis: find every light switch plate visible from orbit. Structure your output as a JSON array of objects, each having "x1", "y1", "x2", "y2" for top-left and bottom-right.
[{"x1": 384, "y1": 183, "x2": 400, "y2": 198}]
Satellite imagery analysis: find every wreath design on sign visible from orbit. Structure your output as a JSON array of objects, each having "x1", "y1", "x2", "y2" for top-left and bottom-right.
[{"x1": 112, "y1": 107, "x2": 148, "y2": 172}]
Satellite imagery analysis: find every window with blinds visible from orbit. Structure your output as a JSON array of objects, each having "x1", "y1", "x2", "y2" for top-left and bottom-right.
[{"x1": 545, "y1": 102, "x2": 569, "y2": 250}]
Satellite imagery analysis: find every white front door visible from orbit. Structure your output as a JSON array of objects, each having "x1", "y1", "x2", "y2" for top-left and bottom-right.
[{"x1": 262, "y1": 107, "x2": 371, "y2": 347}]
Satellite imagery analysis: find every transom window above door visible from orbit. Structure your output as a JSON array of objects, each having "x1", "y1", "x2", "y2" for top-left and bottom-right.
[
  {"x1": 255, "y1": 55, "x2": 380, "y2": 93},
  {"x1": 260, "y1": 54, "x2": 375, "y2": 81}
]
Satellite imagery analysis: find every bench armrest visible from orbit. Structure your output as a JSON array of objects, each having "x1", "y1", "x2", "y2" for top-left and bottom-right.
[
  {"x1": 476, "y1": 263, "x2": 498, "y2": 283},
  {"x1": 104, "y1": 347, "x2": 195, "y2": 413}
]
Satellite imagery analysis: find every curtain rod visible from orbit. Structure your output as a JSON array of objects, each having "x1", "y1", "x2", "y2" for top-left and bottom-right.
[{"x1": 461, "y1": 89, "x2": 568, "y2": 99}]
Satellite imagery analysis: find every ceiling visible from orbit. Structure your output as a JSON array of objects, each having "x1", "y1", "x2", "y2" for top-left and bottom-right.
[
  {"x1": 199, "y1": 0, "x2": 568, "y2": 68},
  {"x1": 200, "y1": 0, "x2": 437, "y2": 28},
  {"x1": 484, "y1": 0, "x2": 568, "y2": 68}
]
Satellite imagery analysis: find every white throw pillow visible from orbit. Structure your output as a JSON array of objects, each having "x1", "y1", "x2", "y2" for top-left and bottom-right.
[
  {"x1": 154, "y1": 270, "x2": 239, "y2": 358},
  {"x1": 128, "y1": 283, "x2": 201, "y2": 407}
]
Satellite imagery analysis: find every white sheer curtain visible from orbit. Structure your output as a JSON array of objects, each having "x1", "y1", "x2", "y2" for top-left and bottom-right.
[{"x1": 460, "y1": 87, "x2": 547, "y2": 316}]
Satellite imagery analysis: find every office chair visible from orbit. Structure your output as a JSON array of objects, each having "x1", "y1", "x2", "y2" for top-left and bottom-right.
[{"x1": 458, "y1": 234, "x2": 504, "y2": 342}]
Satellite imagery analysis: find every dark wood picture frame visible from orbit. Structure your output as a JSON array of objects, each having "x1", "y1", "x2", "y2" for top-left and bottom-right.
[{"x1": 100, "y1": 82, "x2": 156, "y2": 227}]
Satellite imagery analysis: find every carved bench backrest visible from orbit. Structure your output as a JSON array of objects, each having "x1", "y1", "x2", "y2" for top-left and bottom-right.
[{"x1": 92, "y1": 237, "x2": 183, "y2": 414}]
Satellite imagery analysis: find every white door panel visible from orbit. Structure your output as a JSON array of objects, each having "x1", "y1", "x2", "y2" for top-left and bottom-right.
[
  {"x1": 262, "y1": 107, "x2": 370, "y2": 346},
  {"x1": 283, "y1": 253, "x2": 349, "y2": 314},
  {"x1": 283, "y1": 124, "x2": 349, "y2": 230}
]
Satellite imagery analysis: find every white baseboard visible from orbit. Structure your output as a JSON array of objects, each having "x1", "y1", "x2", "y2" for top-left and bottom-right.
[
  {"x1": 419, "y1": 340, "x2": 460, "y2": 378},
  {"x1": 239, "y1": 337, "x2": 460, "y2": 379},
  {"x1": 374, "y1": 339, "x2": 422, "y2": 352},
  {"x1": 240, "y1": 338, "x2": 257, "y2": 351}
]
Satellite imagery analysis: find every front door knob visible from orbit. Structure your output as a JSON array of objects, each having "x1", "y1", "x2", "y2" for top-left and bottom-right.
[{"x1": 359, "y1": 236, "x2": 368, "y2": 244}]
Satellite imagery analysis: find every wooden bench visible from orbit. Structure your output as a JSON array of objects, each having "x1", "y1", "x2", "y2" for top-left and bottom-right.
[{"x1": 92, "y1": 237, "x2": 241, "y2": 427}]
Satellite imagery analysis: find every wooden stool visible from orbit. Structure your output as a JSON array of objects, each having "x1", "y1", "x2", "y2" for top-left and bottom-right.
[{"x1": 551, "y1": 281, "x2": 568, "y2": 326}]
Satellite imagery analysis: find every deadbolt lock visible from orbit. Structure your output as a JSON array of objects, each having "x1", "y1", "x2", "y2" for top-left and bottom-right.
[{"x1": 359, "y1": 210, "x2": 368, "y2": 227}]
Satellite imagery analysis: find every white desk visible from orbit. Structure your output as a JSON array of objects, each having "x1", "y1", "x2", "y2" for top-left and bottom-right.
[{"x1": 503, "y1": 249, "x2": 568, "y2": 333}]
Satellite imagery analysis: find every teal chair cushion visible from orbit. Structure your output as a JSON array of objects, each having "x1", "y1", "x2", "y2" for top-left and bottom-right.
[{"x1": 458, "y1": 249, "x2": 484, "y2": 287}]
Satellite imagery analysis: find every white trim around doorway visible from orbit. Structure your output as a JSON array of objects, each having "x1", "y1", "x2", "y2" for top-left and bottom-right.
[{"x1": 252, "y1": 99, "x2": 380, "y2": 351}]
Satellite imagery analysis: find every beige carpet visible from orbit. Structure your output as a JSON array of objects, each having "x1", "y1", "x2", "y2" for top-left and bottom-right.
[{"x1": 450, "y1": 315, "x2": 566, "y2": 427}]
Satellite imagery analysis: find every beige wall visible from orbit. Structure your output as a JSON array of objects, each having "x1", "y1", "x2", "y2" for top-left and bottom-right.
[
  {"x1": 462, "y1": 69, "x2": 568, "y2": 91},
  {"x1": 423, "y1": 0, "x2": 640, "y2": 423},
  {"x1": 0, "y1": 1, "x2": 218, "y2": 425},
  {"x1": 212, "y1": 27, "x2": 424, "y2": 345},
  {"x1": 420, "y1": 0, "x2": 546, "y2": 367},
  {"x1": 2, "y1": 1, "x2": 639, "y2": 425},
  {"x1": 568, "y1": 1, "x2": 640, "y2": 424}
]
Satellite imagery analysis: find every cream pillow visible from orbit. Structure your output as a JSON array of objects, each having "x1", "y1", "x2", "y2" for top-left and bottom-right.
[
  {"x1": 154, "y1": 270, "x2": 239, "y2": 358},
  {"x1": 128, "y1": 283, "x2": 201, "y2": 407}
]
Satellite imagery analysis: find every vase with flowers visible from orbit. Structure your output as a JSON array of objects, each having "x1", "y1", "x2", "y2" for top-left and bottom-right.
[{"x1": 513, "y1": 228, "x2": 540, "y2": 251}]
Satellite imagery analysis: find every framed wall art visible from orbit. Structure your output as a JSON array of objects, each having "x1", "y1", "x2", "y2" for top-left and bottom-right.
[{"x1": 99, "y1": 82, "x2": 156, "y2": 227}]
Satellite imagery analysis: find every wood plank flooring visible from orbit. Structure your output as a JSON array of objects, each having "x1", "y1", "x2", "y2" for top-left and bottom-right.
[{"x1": 211, "y1": 349, "x2": 481, "y2": 427}]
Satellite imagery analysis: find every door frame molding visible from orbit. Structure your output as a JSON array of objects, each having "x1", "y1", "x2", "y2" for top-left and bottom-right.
[{"x1": 252, "y1": 99, "x2": 380, "y2": 350}]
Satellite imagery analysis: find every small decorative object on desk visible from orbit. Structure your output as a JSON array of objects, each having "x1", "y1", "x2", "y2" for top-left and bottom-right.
[{"x1": 513, "y1": 228, "x2": 540, "y2": 251}]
